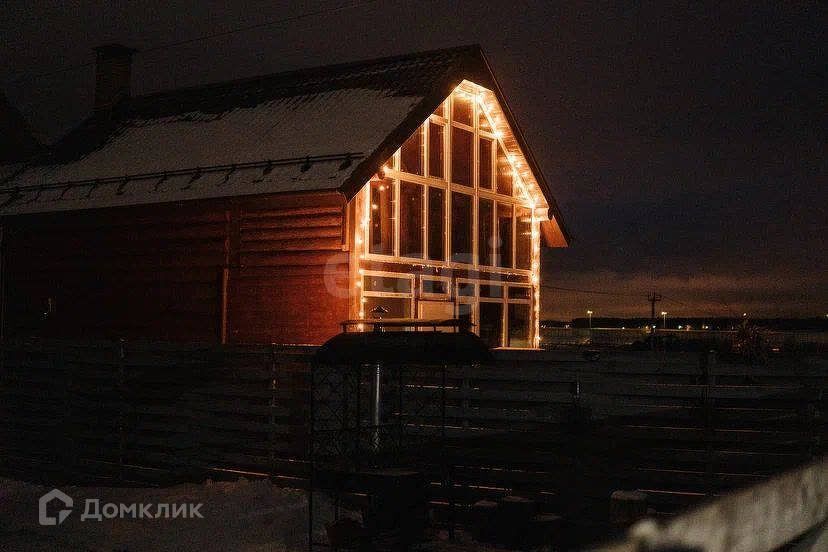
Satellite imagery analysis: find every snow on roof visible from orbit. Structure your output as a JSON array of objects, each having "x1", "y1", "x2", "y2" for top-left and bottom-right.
[
  {"x1": 0, "y1": 46, "x2": 475, "y2": 215},
  {"x1": 17, "y1": 88, "x2": 418, "y2": 185},
  {"x1": 0, "y1": 45, "x2": 569, "y2": 243},
  {"x1": 0, "y1": 159, "x2": 353, "y2": 216}
]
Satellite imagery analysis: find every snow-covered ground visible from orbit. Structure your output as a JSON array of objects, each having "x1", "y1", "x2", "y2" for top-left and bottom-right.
[
  {"x1": 0, "y1": 477, "x2": 324, "y2": 551},
  {"x1": 0, "y1": 477, "x2": 517, "y2": 551}
]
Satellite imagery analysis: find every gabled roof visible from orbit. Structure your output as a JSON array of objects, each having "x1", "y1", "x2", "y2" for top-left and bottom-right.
[{"x1": 0, "y1": 46, "x2": 569, "y2": 244}]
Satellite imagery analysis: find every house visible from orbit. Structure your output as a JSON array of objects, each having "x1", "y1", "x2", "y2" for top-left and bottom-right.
[{"x1": 0, "y1": 44, "x2": 569, "y2": 348}]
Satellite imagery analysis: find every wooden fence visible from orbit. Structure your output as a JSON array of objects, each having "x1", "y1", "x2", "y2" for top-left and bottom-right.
[
  {"x1": 0, "y1": 340, "x2": 825, "y2": 542},
  {"x1": 0, "y1": 339, "x2": 312, "y2": 486}
]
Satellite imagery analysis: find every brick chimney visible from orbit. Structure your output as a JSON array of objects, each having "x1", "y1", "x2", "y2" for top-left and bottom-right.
[{"x1": 93, "y1": 44, "x2": 136, "y2": 117}]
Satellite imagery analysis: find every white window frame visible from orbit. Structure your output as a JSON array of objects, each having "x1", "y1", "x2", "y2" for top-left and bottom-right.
[
  {"x1": 419, "y1": 275, "x2": 452, "y2": 301},
  {"x1": 361, "y1": 270, "x2": 415, "y2": 318}
]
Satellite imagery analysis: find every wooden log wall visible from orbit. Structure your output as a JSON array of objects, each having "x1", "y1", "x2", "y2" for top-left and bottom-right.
[{"x1": 0, "y1": 191, "x2": 349, "y2": 345}]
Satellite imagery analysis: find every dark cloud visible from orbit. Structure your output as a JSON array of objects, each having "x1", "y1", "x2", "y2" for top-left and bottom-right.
[{"x1": 1, "y1": 1, "x2": 825, "y2": 319}]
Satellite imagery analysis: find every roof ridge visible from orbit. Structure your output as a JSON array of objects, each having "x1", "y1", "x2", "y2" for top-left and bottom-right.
[{"x1": 132, "y1": 44, "x2": 483, "y2": 102}]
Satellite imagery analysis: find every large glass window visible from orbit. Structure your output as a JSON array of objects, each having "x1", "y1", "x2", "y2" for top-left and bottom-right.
[
  {"x1": 428, "y1": 122, "x2": 444, "y2": 179},
  {"x1": 452, "y1": 94, "x2": 473, "y2": 126},
  {"x1": 400, "y1": 126, "x2": 423, "y2": 175},
  {"x1": 363, "y1": 275, "x2": 412, "y2": 293},
  {"x1": 457, "y1": 303, "x2": 473, "y2": 331},
  {"x1": 480, "y1": 284, "x2": 504, "y2": 299},
  {"x1": 427, "y1": 187, "x2": 445, "y2": 261},
  {"x1": 364, "y1": 296, "x2": 410, "y2": 318},
  {"x1": 515, "y1": 206, "x2": 532, "y2": 270},
  {"x1": 496, "y1": 202, "x2": 513, "y2": 268},
  {"x1": 399, "y1": 181, "x2": 424, "y2": 258},
  {"x1": 507, "y1": 303, "x2": 530, "y2": 347},
  {"x1": 478, "y1": 108, "x2": 492, "y2": 132},
  {"x1": 451, "y1": 192, "x2": 472, "y2": 263},
  {"x1": 479, "y1": 302, "x2": 503, "y2": 348},
  {"x1": 496, "y1": 144, "x2": 513, "y2": 196},
  {"x1": 369, "y1": 178, "x2": 394, "y2": 255},
  {"x1": 479, "y1": 137, "x2": 493, "y2": 190},
  {"x1": 478, "y1": 198, "x2": 493, "y2": 266},
  {"x1": 451, "y1": 128, "x2": 473, "y2": 186}
]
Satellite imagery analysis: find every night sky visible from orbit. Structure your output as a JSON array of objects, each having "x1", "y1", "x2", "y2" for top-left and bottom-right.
[{"x1": 2, "y1": 1, "x2": 825, "y2": 320}]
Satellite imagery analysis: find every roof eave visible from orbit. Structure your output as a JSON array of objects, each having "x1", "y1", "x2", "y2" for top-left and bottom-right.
[{"x1": 338, "y1": 46, "x2": 572, "y2": 247}]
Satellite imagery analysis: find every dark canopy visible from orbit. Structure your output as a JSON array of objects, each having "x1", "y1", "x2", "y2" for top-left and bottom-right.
[{"x1": 313, "y1": 330, "x2": 492, "y2": 365}]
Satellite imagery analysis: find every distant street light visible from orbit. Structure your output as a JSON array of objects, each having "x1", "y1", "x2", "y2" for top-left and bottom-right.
[
  {"x1": 661, "y1": 311, "x2": 667, "y2": 329},
  {"x1": 586, "y1": 310, "x2": 593, "y2": 329}
]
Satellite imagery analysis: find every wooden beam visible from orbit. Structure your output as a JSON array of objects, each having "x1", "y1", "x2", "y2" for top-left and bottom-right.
[{"x1": 598, "y1": 457, "x2": 828, "y2": 552}]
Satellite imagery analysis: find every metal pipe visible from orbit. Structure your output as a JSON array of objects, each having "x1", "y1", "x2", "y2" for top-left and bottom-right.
[{"x1": 372, "y1": 362, "x2": 382, "y2": 452}]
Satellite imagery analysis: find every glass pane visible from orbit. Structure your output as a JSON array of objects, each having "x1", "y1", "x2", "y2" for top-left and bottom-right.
[
  {"x1": 369, "y1": 178, "x2": 394, "y2": 255},
  {"x1": 479, "y1": 302, "x2": 503, "y2": 348},
  {"x1": 496, "y1": 203, "x2": 513, "y2": 268},
  {"x1": 451, "y1": 127, "x2": 473, "y2": 186},
  {"x1": 478, "y1": 107, "x2": 492, "y2": 132},
  {"x1": 457, "y1": 282, "x2": 475, "y2": 296},
  {"x1": 480, "y1": 284, "x2": 503, "y2": 299},
  {"x1": 452, "y1": 93, "x2": 473, "y2": 126},
  {"x1": 364, "y1": 296, "x2": 411, "y2": 319},
  {"x1": 399, "y1": 181, "x2": 424, "y2": 258},
  {"x1": 451, "y1": 192, "x2": 472, "y2": 263},
  {"x1": 428, "y1": 123, "x2": 444, "y2": 179},
  {"x1": 478, "y1": 197, "x2": 494, "y2": 266},
  {"x1": 515, "y1": 206, "x2": 532, "y2": 270},
  {"x1": 496, "y1": 144, "x2": 513, "y2": 196},
  {"x1": 400, "y1": 126, "x2": 423, "y2": 175},
  {"x1": 422, "y1": 279, "x2": 448, "y2": 295},
  {"x1": 457, "y1": 303, "x2": 473, "y2": 331},
  {"x1": 427, "y1": 187, "x2": 445, "y2": 261},
  {"x1": 508, "y1": 286, "x2": 531, "y2": 300},
  {"x1": 507, "y1": 303, "x2": 530, "y2": 347},
  {"x1": 363, "y1": 275, "x2": 412, "y2": 293},
  {"x1": 479, "y1": 137, "x2": 493, "y2": 190}
]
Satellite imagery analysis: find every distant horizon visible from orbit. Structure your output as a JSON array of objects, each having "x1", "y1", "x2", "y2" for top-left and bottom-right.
[{"x1": 541, "y1": 315, "x2": 828, "y2": 331}]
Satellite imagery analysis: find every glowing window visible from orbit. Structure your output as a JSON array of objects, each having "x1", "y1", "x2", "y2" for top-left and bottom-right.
[
  {"x1": 399, "y1": 181, "x2": 424, "y2": 258},
  {"x1": 369, "y1": 178, "x2": 394, "y2": 255},
  {"x1": 451, "y1": 128, "x2": 473, "y2": 186},
  {"x1": 478, "y1": 197, "x2": 494, "y2": 266},
  {"x1": 427, "y1": 187, "x2": 445, "y2": 261},
  {"x1": 400, "y1": 126, "x2": 423, "y2": 175},
  {"x1": 451, "y1": 192, "x2": 473, "y2": 263}
]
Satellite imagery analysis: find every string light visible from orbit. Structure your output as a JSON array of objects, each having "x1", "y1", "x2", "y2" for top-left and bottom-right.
[
  {"x1": 350, "y1": 83, "x2": 548, "y2": 343},
  {"x1": 468, "y1": 81, "x2": 544, "y2": 347}
]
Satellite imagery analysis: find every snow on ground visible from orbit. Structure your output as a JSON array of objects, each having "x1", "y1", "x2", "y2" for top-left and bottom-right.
[
  {"x1": 0, "y1": 477, "x2": 329, "y2": 551},
  {"x1": 0, "y1": 477, "x2": 522, "y2": 551}
]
